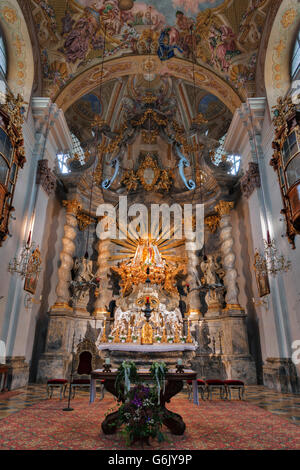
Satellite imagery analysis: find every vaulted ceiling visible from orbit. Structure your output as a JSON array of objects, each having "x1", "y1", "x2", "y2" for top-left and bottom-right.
[{"x1": 28, "y1": 0, "x2": 271, "y2": 106}]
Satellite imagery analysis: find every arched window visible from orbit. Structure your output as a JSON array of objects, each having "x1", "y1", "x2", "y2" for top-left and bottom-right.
[
  {"x1": 0, "y1": 26, "x2": 7, "y2": 78},
  {"x1": 212, "y1": 134, "x2": 241, "y2": 176},
  {"x1": 291, "y1": 29, "x2": 300, "y2": 80},
  {"x1": 0, "y1": 26, "x2": 7, "y2": 104}
]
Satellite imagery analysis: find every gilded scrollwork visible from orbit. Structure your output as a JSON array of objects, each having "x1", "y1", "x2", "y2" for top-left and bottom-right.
[{"x1": 121, "y1": 154, "x2": 173, "y2": 193}]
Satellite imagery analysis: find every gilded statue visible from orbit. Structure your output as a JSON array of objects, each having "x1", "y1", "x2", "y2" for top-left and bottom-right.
[{"x1": 141, "y1": 322, "x2": 153, "y2": 345}]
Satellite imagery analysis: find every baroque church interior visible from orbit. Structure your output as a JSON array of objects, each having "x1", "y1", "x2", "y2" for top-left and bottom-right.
[{"x1": 0, "y1": 0, "x2": 300, "y2": 452}]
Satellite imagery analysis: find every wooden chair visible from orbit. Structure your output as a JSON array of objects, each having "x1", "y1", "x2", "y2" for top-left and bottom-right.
[
  {"x1": 224, "y1": 380, "x2": 245, "y2": 400},
  {"x1": 205, "y1": 379, "x2": 226, "y2": 400},
  {"x1": 70, "y1": 351, "x2": 104, "y2": 400},
  {"x1": 47, "y1": 379, "x2": 68, "y2": 399}
]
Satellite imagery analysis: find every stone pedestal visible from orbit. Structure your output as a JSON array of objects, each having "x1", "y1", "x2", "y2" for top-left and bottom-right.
[
  {"x1": 190, "y1": 307, "x2": 257, "y2": 384},
  {"x1": 263, "y1": 358, "x2": 299, "y2": 394},
  {"x1": 37, "y1": 310, "x2": 74, "y2": 382},
  {"x1": 37, "y1": 309, "x2": 105, "y2": 383},
  {"x1": 6, "y1": 356, "x2": 30, "y2": 390}
]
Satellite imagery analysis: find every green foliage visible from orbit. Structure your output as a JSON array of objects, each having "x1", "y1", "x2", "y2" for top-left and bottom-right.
[
  {"x1": 116, "y1": 384, "x2": 165, "y2": 446},
  {"x1": 115, "y1": 361, "x2": 139, "y2": 398},
  {"x1": 112, "y1": 362, "x2": 169, "y2": 446}
]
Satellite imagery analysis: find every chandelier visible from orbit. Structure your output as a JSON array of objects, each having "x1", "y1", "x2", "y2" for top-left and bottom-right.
[
  {"x1": 254, "y1": 231, "x2": 291, "y2": 277},
  {"x1": 8, "y1": 232, "x2": 42, "y2": 279}
]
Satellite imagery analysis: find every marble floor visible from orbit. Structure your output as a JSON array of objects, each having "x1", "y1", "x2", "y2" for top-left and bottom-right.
[{"x1": 0, "y1": 384, "x2": 299, "y2": 425}]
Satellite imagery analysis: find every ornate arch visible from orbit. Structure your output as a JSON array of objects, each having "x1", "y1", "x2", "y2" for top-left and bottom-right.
[
  {"x1": 0, "y1": 0, "x2": 34, "y2": 104},
  {"x1": 54, "y1": 55, "x2": 242, "y2": 114},
  {"x1": 264, "y1": 0, "x2": 300, "y2": 110}
]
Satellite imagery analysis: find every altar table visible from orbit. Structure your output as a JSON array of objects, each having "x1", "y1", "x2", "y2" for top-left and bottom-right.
[
  {"x1": 90, "y1": 368, "x2": 198, "y2": 436},
  {"x1": 97, "y1": 343, "x2": 196, "y2": 352}
]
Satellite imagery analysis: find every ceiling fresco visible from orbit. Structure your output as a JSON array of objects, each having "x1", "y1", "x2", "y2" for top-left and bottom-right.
[{"x1": 29, "y1": 0, "x2": 271, "y2": 103}]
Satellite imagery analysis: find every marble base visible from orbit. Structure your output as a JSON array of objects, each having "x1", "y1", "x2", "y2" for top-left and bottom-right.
[
  {"x1": 190, "y1": 354, "x2": 257, "y2": 384},
  {"x1": 263, "y1": 357, "x2": 299, "y2": 394},
  {"x1": 6, "y1": 356, "x2": 30, "y2": 390},
  {"x1": 37, "y1": 352, "x2": 71, "y2": 383}
]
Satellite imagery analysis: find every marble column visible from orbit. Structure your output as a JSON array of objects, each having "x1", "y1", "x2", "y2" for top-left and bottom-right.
[
  {"x1": 52, "y1": 198, "x2": 81, "y2": 311},
  {"x1": 93, "y1": 237, "x2": 111, "y2": 318},
  {"x1": 215, "y1": 201, "x2": 241, "y2": 309},
  {"x1": 186, "y1": 249, "x2": 201, "y2": 320}
]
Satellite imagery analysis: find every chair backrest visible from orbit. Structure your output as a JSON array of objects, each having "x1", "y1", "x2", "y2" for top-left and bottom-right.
[{"x1": 77, "y1": 351, "x2": 93, "y2": 375}]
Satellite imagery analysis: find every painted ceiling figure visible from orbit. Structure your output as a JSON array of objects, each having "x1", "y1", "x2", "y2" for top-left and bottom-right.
[
  {"x1": 157, "y1": 28, "x2": 183, "y2": 61},
  {"x1": 61, "y1": 9, "x2": 98, "y2": 63},
  {"x1": 208, "y1": 24, "x2": 240, "y2": 72}
]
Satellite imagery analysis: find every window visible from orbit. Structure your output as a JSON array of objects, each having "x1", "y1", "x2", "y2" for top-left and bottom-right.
[
  {"x1": 0, "y1": 26, "x2": 7, "y2": 104},
  {"x1": 56, "y1": 133, "x2": 86, "y2": 174},
  {"x1": 227, "y1": 154, "x2": 241, "y2": 176},
  {"x1": 212, "y1": 133, "x2": 241, "y2": 175},
  {"x1": 71, "y1": 133, "x2": 85, "y2": 164},
  {"x1": 56, "y1": 152, "x2": 71, "y2": 174},
  {"x1": 291, "y1": 29, "x2": 300, "y2": 80},
  {"x1": 0, "y1": 27, "x2": 7, "y2": 77}
]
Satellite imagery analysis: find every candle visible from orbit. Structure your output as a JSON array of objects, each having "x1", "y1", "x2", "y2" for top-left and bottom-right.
[{"x1": 146, "y1": 297, "x2": 150, "y2": 303}]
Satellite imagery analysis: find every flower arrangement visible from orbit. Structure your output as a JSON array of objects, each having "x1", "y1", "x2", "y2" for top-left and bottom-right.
[
  {"x1": 167, "y1": 336, "x2": 174, "y2": 343},
  {"x1": 113, "y1": 361, "x2": 168, "y2": 446},
  {"x1": 120, "y1": 336, "x2": 126, "y2": 343},
  {"x1": 155, "y1": 335, "x2": 162, "y2": 343},
  {"x1": 117, "y1": 384, "x2": 165, "y2": 446},
  {"x1": 180, "y1": 336, "x2": 186, "y2": 343},
  {"x1": 132, "y1": 335, "x2": 138, "y2": 342},
  {"x1": 108, "y1": 335, "x2": 114, "y2": 343}
]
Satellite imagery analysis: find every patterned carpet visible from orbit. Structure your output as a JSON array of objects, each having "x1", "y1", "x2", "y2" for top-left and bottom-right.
[{"x1": 0, "y1": 395, "x2": 299, "y2": 450}]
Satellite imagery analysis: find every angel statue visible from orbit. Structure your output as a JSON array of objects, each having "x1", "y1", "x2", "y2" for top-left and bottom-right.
[
  {"x1": 73, "y1": 257, "x2": 93, "y2": 283},
  {"x1": 200, "y1": 254, "x2": 219, "y2": 286}
]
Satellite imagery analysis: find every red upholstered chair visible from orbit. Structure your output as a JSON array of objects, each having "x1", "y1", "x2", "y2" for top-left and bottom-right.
[
  {"x1": 70, "y1": 351, "x2": 104, "y2": 400},
  {"x1": 224, "y1": 380, "x2": 245, "y2": 400},
  {"x1": 186, "y1": 379, "x2": 206, "y2": 401},
  {"x1": 205, "y1": 379, "x2": 226, "y2": 400},
  {"x1": 47, "y1": 379, "x2": 68, "y2": 399}
]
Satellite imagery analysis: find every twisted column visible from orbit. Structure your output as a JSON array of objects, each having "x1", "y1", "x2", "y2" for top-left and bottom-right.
[
  {"x1": 186, "y1": 249, "x2": 201, "y2": 319},
  {"x1": 52, "y1": 199, "x2": 81, "y2": 310},
  {"x1": 215, "y1": 201, "x2": 240, "y2": 308},
  {"x1": 94, "y1": 237, "x2": 111, "y2": 318}
]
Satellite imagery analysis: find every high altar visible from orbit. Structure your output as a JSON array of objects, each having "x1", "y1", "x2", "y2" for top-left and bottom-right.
[
  {"x1": 36, "y1": 83, "x2": 257, "y2": 384},
  {"x1": 37, "y1": 220, "x2": 256, "y2": 381}
]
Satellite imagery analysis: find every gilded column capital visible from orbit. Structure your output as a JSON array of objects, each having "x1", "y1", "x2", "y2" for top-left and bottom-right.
[
  {"x1": 205, "y1": 215, "x2": 220, "y2": 233},
  {"x1": 215, "y1": 200, "x2": 234, "y2": 217},
  {"x1": 62, "y1": 199, "x2": 82, "y2": 216},
  {"x1": 76, "y1": 211, "x2": 94, "y2": 231}
]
